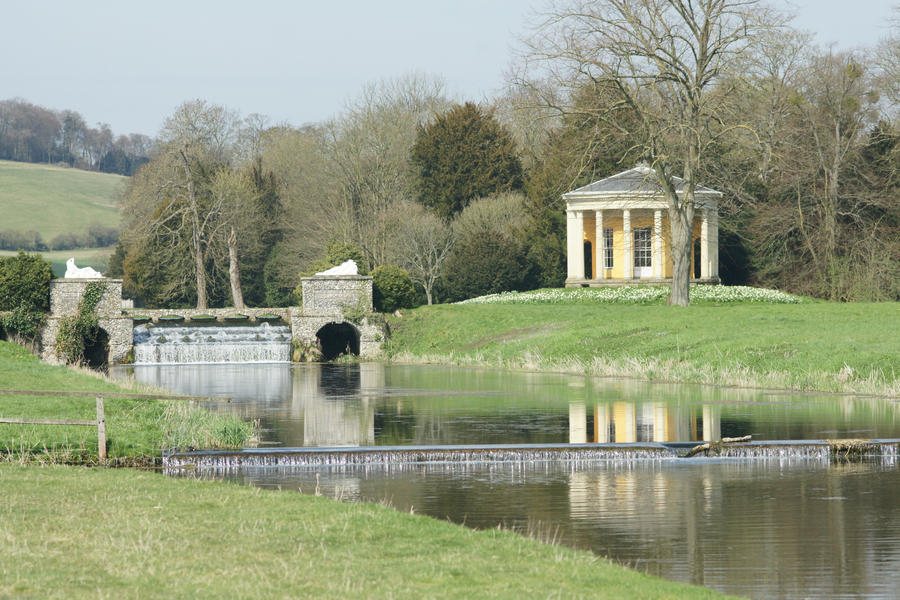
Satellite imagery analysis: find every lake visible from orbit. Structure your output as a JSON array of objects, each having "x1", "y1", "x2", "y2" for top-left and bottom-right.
[{"x1": 114, "y1": 362, "x2": 900, "y2": 599}]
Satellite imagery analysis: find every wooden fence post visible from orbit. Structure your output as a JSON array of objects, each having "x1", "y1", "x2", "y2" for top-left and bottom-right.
[{"x1": 96, "y1": 396, "x2": 106, "y2": 463}]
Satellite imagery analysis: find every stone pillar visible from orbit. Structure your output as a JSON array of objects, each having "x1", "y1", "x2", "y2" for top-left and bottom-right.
[
  {"x1": 623, "y1": 209, "x2": 633, "y2": 279},
  {"x1": 709, "y1": 208, "x2": 719, "y2": 279},
  {"x1": 701, "y1": 209, "x2": 710, "y2": 279},
  {"x1": 595, "y1": 209, "x2": 605, "y2": 279},
  {"x1": 566, "y1": 210, "x2": 585, "y2": 283},
  {"x1": 653, "y1": 209, "x2": 662, "y2": 279}
]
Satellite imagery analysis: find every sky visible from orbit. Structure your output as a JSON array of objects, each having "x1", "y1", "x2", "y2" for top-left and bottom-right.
[{"x1": 3, "y1": 0, "x2": 897, "y2": 137}]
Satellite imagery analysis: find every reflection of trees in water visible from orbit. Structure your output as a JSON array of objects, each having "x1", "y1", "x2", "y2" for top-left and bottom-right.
[{"x1": 123, "y1": 363, "x2": 900, "y2": 449}]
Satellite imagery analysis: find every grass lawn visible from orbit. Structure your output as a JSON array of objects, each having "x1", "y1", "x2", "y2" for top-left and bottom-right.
[
  {"x1": 0, "y1": 465, "x2": 735, "y2": 600},
  {"x1": 0, "y1": 341, "x2": 252, "y2": 461},
  {"x1": 0, "y1": 160, "x2": 124, "y2": 241},
  {"x1": 0, "y1": 246, "x2": 117, "y2": 277},
  {"x1": 386, "y1": 295, "x2": 900, "y2": 396}
]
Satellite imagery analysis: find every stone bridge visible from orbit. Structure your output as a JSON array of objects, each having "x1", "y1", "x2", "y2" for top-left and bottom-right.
[{"x1": 41, "y1": 274, "x2": 383, "y2": 366}]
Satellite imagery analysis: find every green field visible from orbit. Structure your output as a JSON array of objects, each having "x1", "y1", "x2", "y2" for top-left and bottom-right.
[
  {"x1": 0, "y1": 246, "x2": 115, "y2": 277},
  {"x1": 385, "y1": 293, "x2": 900, "y2": 397},
  {"x1": 0, "y1": 160, "x2": 124, "y2": 240},
  {"x1": 0, "y1": 465, "x2": 732, "y2": 600}
]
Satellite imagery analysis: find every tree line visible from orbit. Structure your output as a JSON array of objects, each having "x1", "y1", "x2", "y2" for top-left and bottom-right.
[
  {"x1": 0, "y1": 98, "x2": 152, "y2": 175},
  {"x1": 0, "y1": 222, "x2": 119, "y2": 252},
  {"x1": 112, "y1": 1, "x2": 900, "y2": 309}
]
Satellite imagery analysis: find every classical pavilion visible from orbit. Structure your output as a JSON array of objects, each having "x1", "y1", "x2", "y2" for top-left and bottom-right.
[{"x1": 563, "y1": 166, "x2": 720, "y2": 286}]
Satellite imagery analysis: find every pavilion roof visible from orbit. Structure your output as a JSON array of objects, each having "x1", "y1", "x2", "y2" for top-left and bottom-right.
[{"x1": 563, "y1": 166, "x2": 722, "y2": 197}]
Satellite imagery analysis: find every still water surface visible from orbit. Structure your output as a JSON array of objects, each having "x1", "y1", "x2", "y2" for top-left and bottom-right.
[{"x1": 115, "y1": 363, "x2": 900, "y2": 599}]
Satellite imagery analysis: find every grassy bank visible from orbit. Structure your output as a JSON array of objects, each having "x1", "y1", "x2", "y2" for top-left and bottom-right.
[
  {"x1": 0, "y1": 246, "x2": 117, "y2": 277},
  {"x1": 385, "y1": 290, "x2": 900, "y2": 397},
  {"x1": 0, "y1": 160, "x2": 123, "y2": 240},
  {"x1": 0, "y1": 341, "x2": 253, "y2": 462},
  {"x1": 0, "y1": 465, "x2": 733, "y2": 599}
]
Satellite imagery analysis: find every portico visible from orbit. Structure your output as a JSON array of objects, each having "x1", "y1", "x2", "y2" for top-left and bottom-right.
[{"x1": 564, "y1": 166, "x2": 720, "y2": 286}]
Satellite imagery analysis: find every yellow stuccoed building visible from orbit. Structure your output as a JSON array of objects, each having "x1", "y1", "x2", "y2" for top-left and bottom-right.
[{"x1": 563, "y1": 166, "x2": 721, "y2": 286}]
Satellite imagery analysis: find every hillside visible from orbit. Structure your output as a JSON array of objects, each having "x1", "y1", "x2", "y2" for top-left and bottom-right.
[{"x1": 0, "y1": 160, "x2": 124, "y2": 240}]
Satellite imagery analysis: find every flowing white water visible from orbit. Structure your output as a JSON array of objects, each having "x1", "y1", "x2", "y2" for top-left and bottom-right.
[{"x1": 133, "y1": 321, "x2": 291, "y2": 364}]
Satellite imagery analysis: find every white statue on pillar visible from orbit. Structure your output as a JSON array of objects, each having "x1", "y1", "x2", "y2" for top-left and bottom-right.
[
  {"x1": 64, "y1": 258, "x2": 103, "y2": 279},
  {"x1": 315, "y1": 260, "x2": 358, "y2": 276}
]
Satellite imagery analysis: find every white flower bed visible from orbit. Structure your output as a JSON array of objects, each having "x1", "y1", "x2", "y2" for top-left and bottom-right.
[{"x1": 458, "y1": 285, "x2": 802, "y2": 305}]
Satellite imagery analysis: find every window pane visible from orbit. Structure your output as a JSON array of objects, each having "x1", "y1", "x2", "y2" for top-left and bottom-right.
[
  {"x1": 634, "y1": 228, "x2": 651, "y2": 268},
  {"x1": 603, "y1": 228, "x2": 614, "y2": 269}
]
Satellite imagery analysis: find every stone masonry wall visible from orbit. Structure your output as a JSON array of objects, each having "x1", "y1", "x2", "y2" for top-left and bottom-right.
[
  {"x1": 50, "y1": 278, "x2": 123, "y2": 318},
  {"x1": 295, "y1": 276, "x2": 380, "y2": 358},
  {"x1": 301, "y1": 276, "x2": 373, "y2": 316},
  {"x1": 42, "y1": 279, "x2": 132, "y2": 364}
]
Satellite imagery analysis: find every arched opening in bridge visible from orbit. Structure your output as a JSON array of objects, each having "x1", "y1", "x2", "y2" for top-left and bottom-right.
[
  {"x1": 316, "y1": 322, "x2": 360, "y2": 361},
  {"x1": 83, "y1": 327, "x2": 110, "y2": 370}
]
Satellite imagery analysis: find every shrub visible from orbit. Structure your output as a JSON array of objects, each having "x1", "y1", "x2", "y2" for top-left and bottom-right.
[
  {"x1": 372, "y1": 265, "x2": 416, "y2": 313},
  {"x1": 0, "y1": 251, "x2": 53, "y2": 313},
  {"x1": 55, "y1": 281, "x2": 107, "y2": 365},
  {"x1": 1, "y1": 306, "x2": 45, "y2": 339},
  {"x1": 440, "y1": 234, "x2": 534, "y2": 302}
]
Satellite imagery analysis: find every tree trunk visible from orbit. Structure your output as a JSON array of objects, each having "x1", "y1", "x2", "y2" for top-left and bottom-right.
[
  {"x1": 669, "y1": 204, "x2": 694, "y2": 307},
  {"x1": 192, "y1": 210, "x2": 207, "y2": 310},
  {"x1": 228, "y1": 226, "x2": 245, "y2": 310},
  {"x1": 182, "y1": 149, "x2": 208, "y2": 310}
]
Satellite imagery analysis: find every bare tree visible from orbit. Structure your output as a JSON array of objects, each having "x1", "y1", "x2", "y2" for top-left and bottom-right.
[
  {"x1": 123, "y1": 100, "x2": 240, "y2": 309},
  {"x1": 388, "y1": 201, "x2": 454, "y2": 305},
  {"x1": 520, "y1": 0, "x2": 769, "y2": 304},
  {"x1": 325, "y1": 74, "x2": 449, "y2": 270},
  {"x1": 787, "y1": 51, "x2": 879, "y2": 298},
  {"x1": 207, "y1": 168, "x2": 259, "y2": 309}
]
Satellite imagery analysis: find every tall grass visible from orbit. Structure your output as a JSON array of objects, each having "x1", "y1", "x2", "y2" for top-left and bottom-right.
[{"x1": 0, "y1": 341, "x2": 254, "y2": 462}]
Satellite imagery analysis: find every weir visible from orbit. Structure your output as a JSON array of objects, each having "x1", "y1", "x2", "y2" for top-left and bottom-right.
[
  {"x1": 162, "y1": 439, "x2": 900, "y2": 471},
  {"x1": 133, "y1": 320, "x2": 291, "y2": 364}
]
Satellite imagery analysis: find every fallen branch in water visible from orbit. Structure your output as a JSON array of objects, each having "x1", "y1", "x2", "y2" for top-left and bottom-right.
[{"x1": 684, "y1": 435, "x2": 752, "y2": 458}]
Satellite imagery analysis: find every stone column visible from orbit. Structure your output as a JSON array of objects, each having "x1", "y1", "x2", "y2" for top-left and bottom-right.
[
  {"x1": 700, "y1": 209, "x2": 710, "y2": 279},
  {"x1": 623, "y1": 209, "x2": 633, "y2": 279},
  {"x1": 595, "y1": 209, "x2": 605, "y2": 279},
  {"x1": 709, "y1": 207, "x2": 719, "y2": 279},
  {"x1": 653, "y1": 209, "x2": 662, "y2": 279},
  {"x1": 566, "y1": 210, "x2": 585, "y2": 283}
]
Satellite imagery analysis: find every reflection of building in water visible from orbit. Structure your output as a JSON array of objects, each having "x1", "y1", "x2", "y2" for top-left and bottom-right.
[
  {"x1": 291, "y1": 364, "x2": 378, "y2": 447},
  {"x1": 569, "y1": 402, "x2": 721, "y2": 443}
]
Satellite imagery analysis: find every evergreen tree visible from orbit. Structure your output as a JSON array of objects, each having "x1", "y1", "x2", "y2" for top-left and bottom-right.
[{"x1": 410, "y1": 102, "x2": 523, "y2": 220}]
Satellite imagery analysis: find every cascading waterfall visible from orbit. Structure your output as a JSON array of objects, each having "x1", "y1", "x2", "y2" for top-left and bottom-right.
[
  {"x1": 133, "y1": 320, "x2": 292, "y2": 364},
  {"x1": 162, "y1": 440, "x2": 900, "y2": 472}
]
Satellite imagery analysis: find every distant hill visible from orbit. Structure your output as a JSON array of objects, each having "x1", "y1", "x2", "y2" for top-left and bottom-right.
[{"x1": 0, "y1": 160, "x2": 125, "y2": 242}]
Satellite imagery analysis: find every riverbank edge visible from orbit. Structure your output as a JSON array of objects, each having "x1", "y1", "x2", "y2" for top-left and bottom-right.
[{"x1": 386, "y1": 350, "x2": 900, "y2": 399}]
